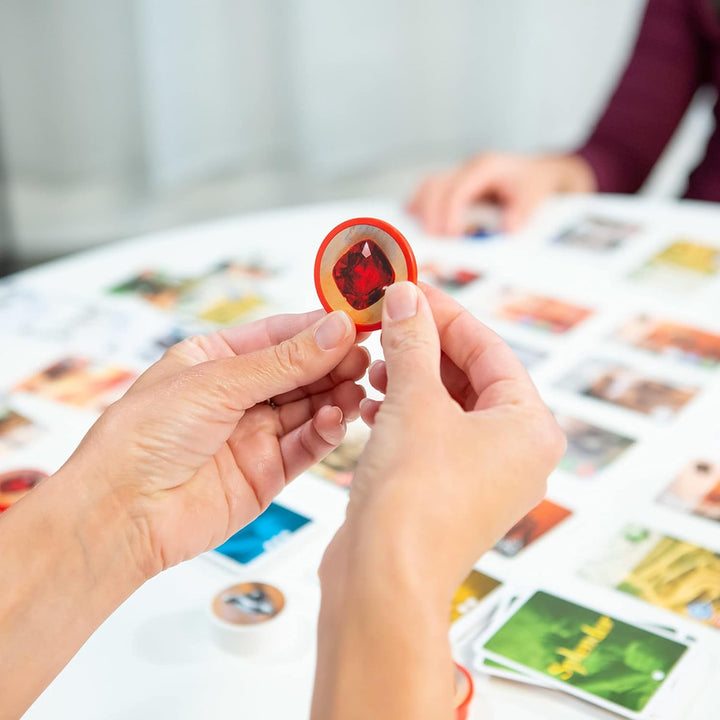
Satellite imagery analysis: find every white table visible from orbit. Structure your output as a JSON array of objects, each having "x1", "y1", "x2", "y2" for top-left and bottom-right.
[{"x1": 2, "y1": 196, "x2": 719, "y2": 720}]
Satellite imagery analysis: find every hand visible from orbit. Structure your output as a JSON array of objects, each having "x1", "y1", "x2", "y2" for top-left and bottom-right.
[
  {"x1": 408, "y1": 153, "x2": 597, "y2": 236},
  {"x1": 58, "y1": 309, "x2": 368, "y2": 579},
  {"x1": 324, "y1": 283, "x2": 565, "y2": 599}
]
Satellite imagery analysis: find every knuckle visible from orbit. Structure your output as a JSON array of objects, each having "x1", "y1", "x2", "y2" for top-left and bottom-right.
[{"x1": 272, "y1": 336, "x2": 308, "y2": 375}]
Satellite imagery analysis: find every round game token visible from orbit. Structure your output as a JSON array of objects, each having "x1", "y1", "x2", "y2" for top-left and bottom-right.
[
  {"x1": 453, "y1": 663, "x2": 474, "y2": 720},
  {"x1": 314, "y1": 218, "x2": 417, "y2": 332}
]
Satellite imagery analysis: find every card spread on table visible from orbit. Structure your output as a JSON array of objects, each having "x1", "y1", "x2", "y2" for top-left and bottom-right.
[
  {"x1": 418, "y1": 261, "x2": 484, "y2": 292},
  {"x1": 213, "y1": 503, "x2": 311, "y2": 565},
  {"x1": 450, "y1": 570, "x2": 502, "y2": 624},
  {"x1": 630, "y1": 239, "x2": 720, "y2": 291},
  {"x1": 477, "y1": 590, "x2": 690, "y2": 718},
  {"x1": 494, "y1": 499, "x2": 572, "y2": 558},
  {"x1": 13, "y1": 357, "x2": 137, "y2": 411},
  {"x1": 493, "y1": 288, "x2": 593, "y2": 334},
  {"x1": 657, "y1": 459, "x2": 720, "y2": 522},
  {"x1": 109, "y1": 258, "x2": 278, "y2": 326},
  {"x1": 556, "y1": 359, "x2": 699, "y2": 421},
  {"x1": 0, "y1": 403, "x2": 41, "y2": 457},
  {"x1": 555, "y1": 412, "x2": 635, "y2": 476},
  {"x1": 553, "y1": 215, "x2": 642, "y2": 251},
  {"x1": 612, "y1": 315, "x2": 720, "y2": 368},
  {"x1": 579, "y1": 524, "x2": 720, "y2": 629}
]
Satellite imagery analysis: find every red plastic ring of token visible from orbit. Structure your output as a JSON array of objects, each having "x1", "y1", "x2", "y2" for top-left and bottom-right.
[
  {"x1": 454, "y1": 663, "x2": 474, "y2": 720},
  {"x1": 314, "y1": 217, "x2": 418, "y2": 332}
]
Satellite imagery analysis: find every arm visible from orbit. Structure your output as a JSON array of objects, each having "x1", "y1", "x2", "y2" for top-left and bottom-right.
[
  {"x1": 578, "y1": 0, "x2": 705, "y2": 193},
  {"x1": 312, "y1": 283, "x2": 566, "y2": 720},
  {"x1": 0, "y1": 310, "x2": 368, "y2": 720}
]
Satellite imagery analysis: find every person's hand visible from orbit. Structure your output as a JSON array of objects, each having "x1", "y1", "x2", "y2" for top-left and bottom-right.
[
  {"x1": 322, "y1": 282, "x2": 565, "y2": 599},
  {"x1": 408, "y1": 153, "x2": 597, "y2": 236},
  {"x1": 57, "y1": 310, "x2": 368, "y2": 580}
]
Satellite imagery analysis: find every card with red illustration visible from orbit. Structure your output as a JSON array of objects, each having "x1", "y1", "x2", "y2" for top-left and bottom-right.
[
  {"x1": 494, "y1": 499, "x2": 572, "y2": 557},
  {"x1": 657, "y1": 459, "x2": 720, "y2": 523},
  {"x1": 14, "y1": 357, "x2": 137, "y2": 411},
  {"x1": 613, "y1": 315, "x2": 720, "y2": 368},
  {"x1": 556, "y1": 359, "x2": 698, "y2": 421},
  {"x1": 494, "y1": 288, "x2": 593, "y2": 334}
]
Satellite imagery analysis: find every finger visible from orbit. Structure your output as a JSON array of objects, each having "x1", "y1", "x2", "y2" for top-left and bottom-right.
[
  {"x1": 276, "y1": 380, "x2": 365, "y2": 433},
  {"x1": 421, "y1": 282, "x2": 541, "y2": 409},
  {"x1": 381, "y1": 283, "x2": 442, "y2": 401},
  {"x1": 152, "y1": 311, "x2": 358, "y2": 431},
  {"x1": 440, "y1": 352, "x2": 478, "y2": 411},
  {"x1": 129, "y1": 310, "x2": 327, "y2": 395},
  {"x1": 503, "y1": 190, "x2": 546, "y2": 233},
  {"x1": 408, "y1": 176, "x2": 436, "y2": 219},
  {"x1": 359, "y1": 397, "x2": 382, "y2": 426},
  {"x1": 279, "y1": 405, "x2": 347, "y2": 479},
  {"x1": 272, "y1": 345, "x2": 370, "y2": 406},
  {"x1": 443, "y1": 159, "x2": 501, "y2": 235},
  {"x1": 368, "y1": 359, "x2": 387, "y2": 394},
  {"x1": 422, "y1": 174, "x2": 454, "y2": 235}
]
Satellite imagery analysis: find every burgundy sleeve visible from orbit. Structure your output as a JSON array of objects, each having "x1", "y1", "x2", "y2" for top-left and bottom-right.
[{"x1": 577, "y1": 0, "x2": 705, "y2": 193}]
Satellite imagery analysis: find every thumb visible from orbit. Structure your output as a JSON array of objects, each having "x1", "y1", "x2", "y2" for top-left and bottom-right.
[
  {"x1": 381, "y1": 283, "x2": 442, "y2": 400},
  {"x1": 168, "y1": 310, "x2": 357, "y2": 418}
]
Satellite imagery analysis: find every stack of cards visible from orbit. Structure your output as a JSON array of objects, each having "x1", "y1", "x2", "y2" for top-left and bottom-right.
[{"x1": 472, "y1": 589, "x2": 696, "y2": 719}]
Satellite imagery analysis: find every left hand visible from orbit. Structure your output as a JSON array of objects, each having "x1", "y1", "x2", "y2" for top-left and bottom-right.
[{"x1": 58, "y1": 309, "x2": 368, "y2": 579}]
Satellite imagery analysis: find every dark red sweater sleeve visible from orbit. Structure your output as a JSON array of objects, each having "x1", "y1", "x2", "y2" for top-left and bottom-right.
[{"x1": 577, "y1": 0, "x2": 705, "y2": 193}]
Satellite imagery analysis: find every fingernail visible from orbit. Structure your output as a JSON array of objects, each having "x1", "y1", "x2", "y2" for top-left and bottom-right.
[
  {"x1": 359, "y1": 397, "x2": 374, "y2": 414},
  {"x1": 384, "y1": 282, "x2": 418, "y2": 321},
  {"x1": 315, "y1": 312, "x2": 352, "y2": 350}
]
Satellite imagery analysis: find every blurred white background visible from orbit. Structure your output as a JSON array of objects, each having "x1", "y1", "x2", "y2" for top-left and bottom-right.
[{"x1": 0, "y1": 0, "x2": 714, "y2": 263}]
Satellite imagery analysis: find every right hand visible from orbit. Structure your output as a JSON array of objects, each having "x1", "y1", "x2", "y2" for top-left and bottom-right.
[
  {"x1": 408, "y1": 153, "x2": 596, "y2": 236},
  {"x1": 323, "y1": 282, "x2": 566, "y2": 600}
]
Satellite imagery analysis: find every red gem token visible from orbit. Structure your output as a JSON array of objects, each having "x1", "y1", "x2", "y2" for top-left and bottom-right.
[{"x1": 315, "y1": 218, "x2": 417, "y2": 331}]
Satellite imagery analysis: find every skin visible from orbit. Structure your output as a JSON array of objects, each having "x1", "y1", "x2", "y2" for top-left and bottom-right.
[
  {"x1": 312, "y1": 283, "x2": 565, "y2": 720},
  {"x1": 0, "y1": 285, "x2": 564, "y2": 720},
  {"x1": 0, "y1": 309, "x2": 368, "y2": 720},
  {"x1": 408, "y1": 153, "x2": 597, "y2": 235}
]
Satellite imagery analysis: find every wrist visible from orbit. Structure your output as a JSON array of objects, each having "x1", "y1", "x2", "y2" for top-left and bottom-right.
[
  {"x1": 51, "y1": 453, "x2": 150, "y2": 597},
  {"x1": 320, "y1": 523, "x2": 453, "y2": 621}
]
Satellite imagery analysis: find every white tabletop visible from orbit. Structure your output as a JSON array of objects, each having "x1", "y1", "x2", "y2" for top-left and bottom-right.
[{"x1": 2, "y1": 195, "x2": 719, "y2": 720}]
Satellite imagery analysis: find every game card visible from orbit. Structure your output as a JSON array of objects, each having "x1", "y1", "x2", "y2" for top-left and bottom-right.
[
  {"x1": 555, "y1": 412, "x2": 635, "y2": 476},
  {"x1": 494, "y1": 288, "x2": 593, "y2": 334},
  {"x1": 418, "y1": 262, "x2": 483, "y2": 292},
  {"x1": 613, "y1": 315, "x2": 720, "y2": 368},
  {"x1": 579, "y1": 524, "x2": 720, "y2": 629},
  {"x1": 310, "y1": 423, "x2": 369, "y2": 488},
  {"x1": 451, "y1": 570, "x2": 502, "y2": 624},
  {"x1": 658, "y1": 459, "x2": 720, "y2": 522},
  {"x1": 0, "y1": 469, "x2": 48, "y2": 511},
  {"x1": 213, "y1": 502, "x2": 312, "y2": 565},
  {"x1": 556, "y1": 359, "x2": 698, "y2": 421},
  {"x1": 13, "y1": 357, "x2": 137, "y2": 411},
  {"x1": 478, "y1": 590, "x2": 691, "y2": 718},
  {"x1": 494, "y1": 499, "x2": 572, "y2": 557},
  {"x1": 177, "y1": 260, "x2": 272, "y2": 326},
  {"x1": 630, "y1": 239, "x2": 719, "y2": 292},
  {"x1": 109, "y1": 270, "x2": 193, "y2": 309},
  {"x1": 553, "y1": 215, "x2": 641, "y2": 251},
  {"x1": 0, "y1": 403, "x2": 41, "y2": 457}
]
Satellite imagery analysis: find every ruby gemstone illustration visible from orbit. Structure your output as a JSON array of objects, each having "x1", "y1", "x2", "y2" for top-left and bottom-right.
[{"x1": 332, "y1": 239, "x2": 395, "y2": 310}]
